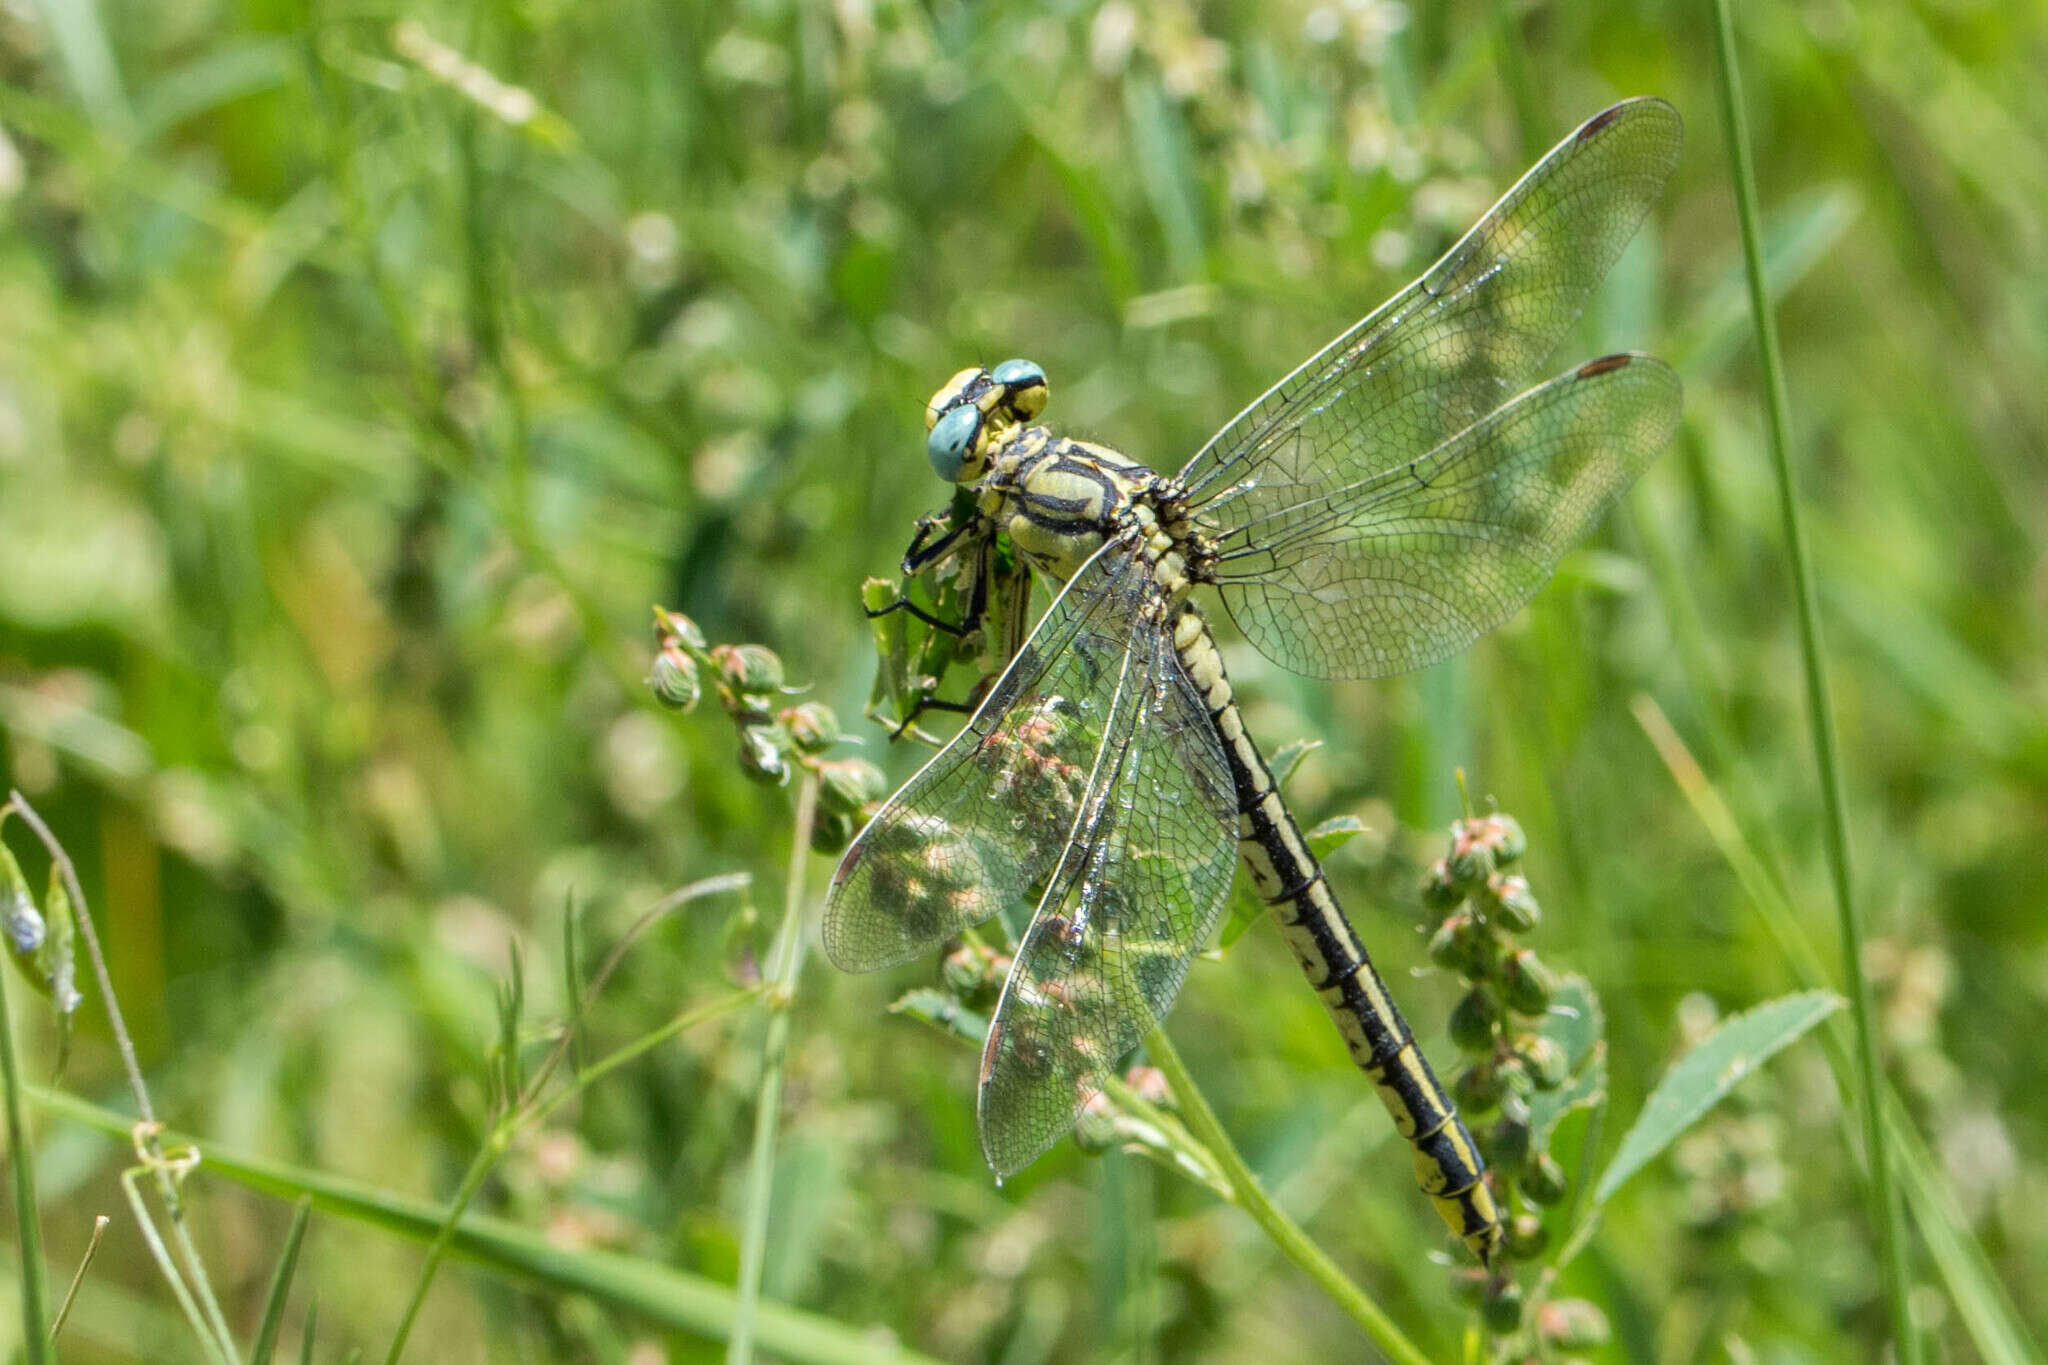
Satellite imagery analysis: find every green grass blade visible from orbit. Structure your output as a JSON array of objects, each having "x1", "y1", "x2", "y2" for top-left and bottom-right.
[
  {"x1": 730, "y1": 772, "x2": 819, "y2": 1365},
  {"x1": 0, "y1": 944, "x2": 52, "y2": 1365},
  {"x1": 1665, "y1": 183, "x2": 1862, "y2": 376},
  {"x1": 252, "y1": 1197, "x2": 312, "y2": 1365},
  {"x1": 1887, "y1": 1092, "x2": 2043, "y2": 1365},
  {"x1": 26, "y1": 0, "x2": 131, "y2": 133},
  {"x1": 1593, "y1": 990, "x2": 1841, "y2": 1205},
  {"x1": 1634, "y1": 701, "x2": 2043, "y2": 1361},
  {"x1": 1707, "y1": 5, "x2": 1920, "y2": 1359},
  {"x1": 32, "y1": 1086, "x2": 946, "y2": 1365}
]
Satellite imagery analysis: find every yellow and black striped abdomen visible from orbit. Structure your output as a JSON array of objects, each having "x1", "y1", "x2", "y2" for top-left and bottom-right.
[{"x1": 1170, "y1": 602, "x2": 1504, "y2": 1265}]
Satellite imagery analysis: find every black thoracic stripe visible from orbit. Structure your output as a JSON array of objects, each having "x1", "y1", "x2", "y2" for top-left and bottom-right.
[
  {"x1": 1012, "y1": 498, "x2": 1095, "y2": 531},
  {"x1": 1046, "y1": 451, "x2": 1121, "y2": 480}
]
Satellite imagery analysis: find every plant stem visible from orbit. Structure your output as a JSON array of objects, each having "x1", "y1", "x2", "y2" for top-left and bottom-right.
[
  {"x1": 8, "y1": 795, "x2": 152, "y2": 1128},
  {"x1": 1635, "y1": 700, "x2": 2046, "y2": 1362},
  {"x1": 528, "y1": 987, "x2": 761, "y2": 1130},
  {"x1": 49, "y1": 1214, "x2": 108, "y2": 1344},
  {"x1": 1145, "y1": 1029, "x2": 1433, "y2": 1365},
  {"x1": 0, "y1": 907, "x2": 51, "y2": 1365},
  {"x1": 121, "y1": 1165, "x2": 231, "y2": 1365},
  {"x1": 729, "y1": 771, "x2": 820, "y2": 1365},
  {"x1": 1704, "y1": 10, "x2": 1918, "y2": 1361},
  {"x1": 10, "y1": 791, "x2": 239, "y2": 1361},
  {"x1": 41, "y1": 1083, "x2": 947, "y2": 1365},
  {"x1": 382, "y1": 1127, "x2": 506, "y2": 1365}
]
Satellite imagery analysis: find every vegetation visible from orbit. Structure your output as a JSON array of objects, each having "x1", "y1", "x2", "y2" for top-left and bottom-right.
[{"x1": 0, "y1": 1, "x2": 2042, "y2": 1361}]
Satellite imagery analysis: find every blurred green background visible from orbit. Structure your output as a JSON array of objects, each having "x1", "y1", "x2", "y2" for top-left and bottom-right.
[{"x1": 0, "y1": 0, "x2": 2043, "y2": 1361}]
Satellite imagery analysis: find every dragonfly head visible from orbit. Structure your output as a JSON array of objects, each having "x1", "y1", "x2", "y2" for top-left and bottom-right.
[{"x1": 924, "y1": 359, "x2": 1049, "y2": 483}]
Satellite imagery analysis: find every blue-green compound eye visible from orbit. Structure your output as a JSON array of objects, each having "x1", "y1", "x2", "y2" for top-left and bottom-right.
[
  {"x1": 927, "y1": 404, "x2": 982, "y2": 481},
  {"x1": 991, "y1": 358, "x2": 1048, "y2": 421},
  {"x1": 991, "y1": 358, "x2": 1045, "y2": 388}
]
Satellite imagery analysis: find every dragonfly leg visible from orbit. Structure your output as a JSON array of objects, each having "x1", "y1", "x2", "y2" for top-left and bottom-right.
[
  {"x1": 886, "y1": 692, "x2": 976, "y2": 739},
  {"x1": 866, "y1": 594, "x2": 971, "y2": 636},
  {"x1": 902, "y1": 507, "x2": 984, "y2": 575}
]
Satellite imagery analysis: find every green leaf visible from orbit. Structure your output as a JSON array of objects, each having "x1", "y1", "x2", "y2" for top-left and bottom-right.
[
  {"x1": 1218, "y1": 776, "x2": 1362, "y2": 951},
  {"x1": 1525, "y1": 976, "x2": 1606, "y2": 1147},
  {"x1": 1218, "y1": 881, "x2": 1264, "y2": 951},
  {"x1": 1267, "y1": 738, "x2": 1320, "y2": 791},
  {"x1": 1595, "y1": 991, "x2": 1843, "y2": 1205},
  {"x1": 252, "y1": 1197, "x2": 312, "y2": 1365},
  {"x1": 1306, "y1": 815, "x2": 1366, "y2": 857}
]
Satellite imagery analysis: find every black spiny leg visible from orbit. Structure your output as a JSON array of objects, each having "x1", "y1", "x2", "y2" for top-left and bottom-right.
[
  {"x1": 865, "y1": 511, "x2": 1001, "y2": 743},
  {"x1": 866, "y1": 594, "x2": 972, "y2": 637}
]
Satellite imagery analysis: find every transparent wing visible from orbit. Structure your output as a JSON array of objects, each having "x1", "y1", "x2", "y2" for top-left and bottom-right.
[
  {"x1": 823, "y1": 542, "x2": 1157, "y2": 972},
  {"x1": 976, "y1": 612, "x2": 1238, "y2": 1177},
  {"x1": 1210, "y1": 353, "x2": 1682, "y2": 678},
  {"x1": 1177, "y1": 100, "x2": 1682, "y2": 665}
]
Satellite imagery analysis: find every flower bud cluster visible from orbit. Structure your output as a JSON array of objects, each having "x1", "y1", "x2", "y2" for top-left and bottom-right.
[
  {"x1": 1425, "y1": 810, "x2": 1611, "y2": 1355},
  {"x1": 647, "y1": 607, "x2": 885, "y2": 852}
]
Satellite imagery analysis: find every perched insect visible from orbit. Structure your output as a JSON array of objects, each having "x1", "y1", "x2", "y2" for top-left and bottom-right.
[{"x1": 825, "y1": 99, "x2": 1683, "y2": 1264}]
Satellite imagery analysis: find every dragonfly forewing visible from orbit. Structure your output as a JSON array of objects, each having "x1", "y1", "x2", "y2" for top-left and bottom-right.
[
  {"x1": 1211, "y1": 352, "x2": 1682, "y2": 678},
  {"x1": 978, "y1": 574, "x2": 1237, "y2": 1177}
]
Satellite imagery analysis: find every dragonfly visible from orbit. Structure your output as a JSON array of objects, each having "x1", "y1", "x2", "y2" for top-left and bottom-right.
[{"x1": 823, "y1": 98, "x2": 1683, "y2": 1265}]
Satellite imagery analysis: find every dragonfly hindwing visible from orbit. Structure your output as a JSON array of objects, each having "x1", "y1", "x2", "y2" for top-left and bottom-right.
[{"x1": 976, "y1": 565, "x2": 1237, "y2": 1177}]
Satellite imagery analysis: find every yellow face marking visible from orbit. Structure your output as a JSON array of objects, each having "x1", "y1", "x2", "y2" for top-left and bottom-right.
[{"x1": 925, "y1": 367, "x2": 985, "y2": 430}]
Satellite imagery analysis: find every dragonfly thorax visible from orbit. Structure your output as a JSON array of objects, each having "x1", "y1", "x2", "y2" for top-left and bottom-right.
[{"x1": 978, "y1": 425, "x2": 1166, "y2": 583}]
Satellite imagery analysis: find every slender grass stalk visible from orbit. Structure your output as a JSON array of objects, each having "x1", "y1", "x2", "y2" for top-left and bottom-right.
[
  {"x1": 0, "y1": 915, "x2": 52, "y2": 1365},
  {"x1": 49, "y1": 1214, "x2": 109, "y2": 1344},
  {"x1": 10, "y1": 792, "x2": 239, "y2": 1361},
  {"x1": 121, "y1": 1163, "x2": 231, "y2": 1365},
  {"x1": 1705, "y1": 9, "x2": 1919, "y2": 1359},
  {"x1": 729, "y1": 771, "x2": 820, "y2": 1365},
  {"x1": 528, "y1": 988, "x2": 763, "y2": 1129},
  {"x1": 1145, "y1": 1029, "x2": 1434, "y2": 1365},
  {"x1": 380, "y1": 1130, "x2": 505, "y2": 1365}
]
